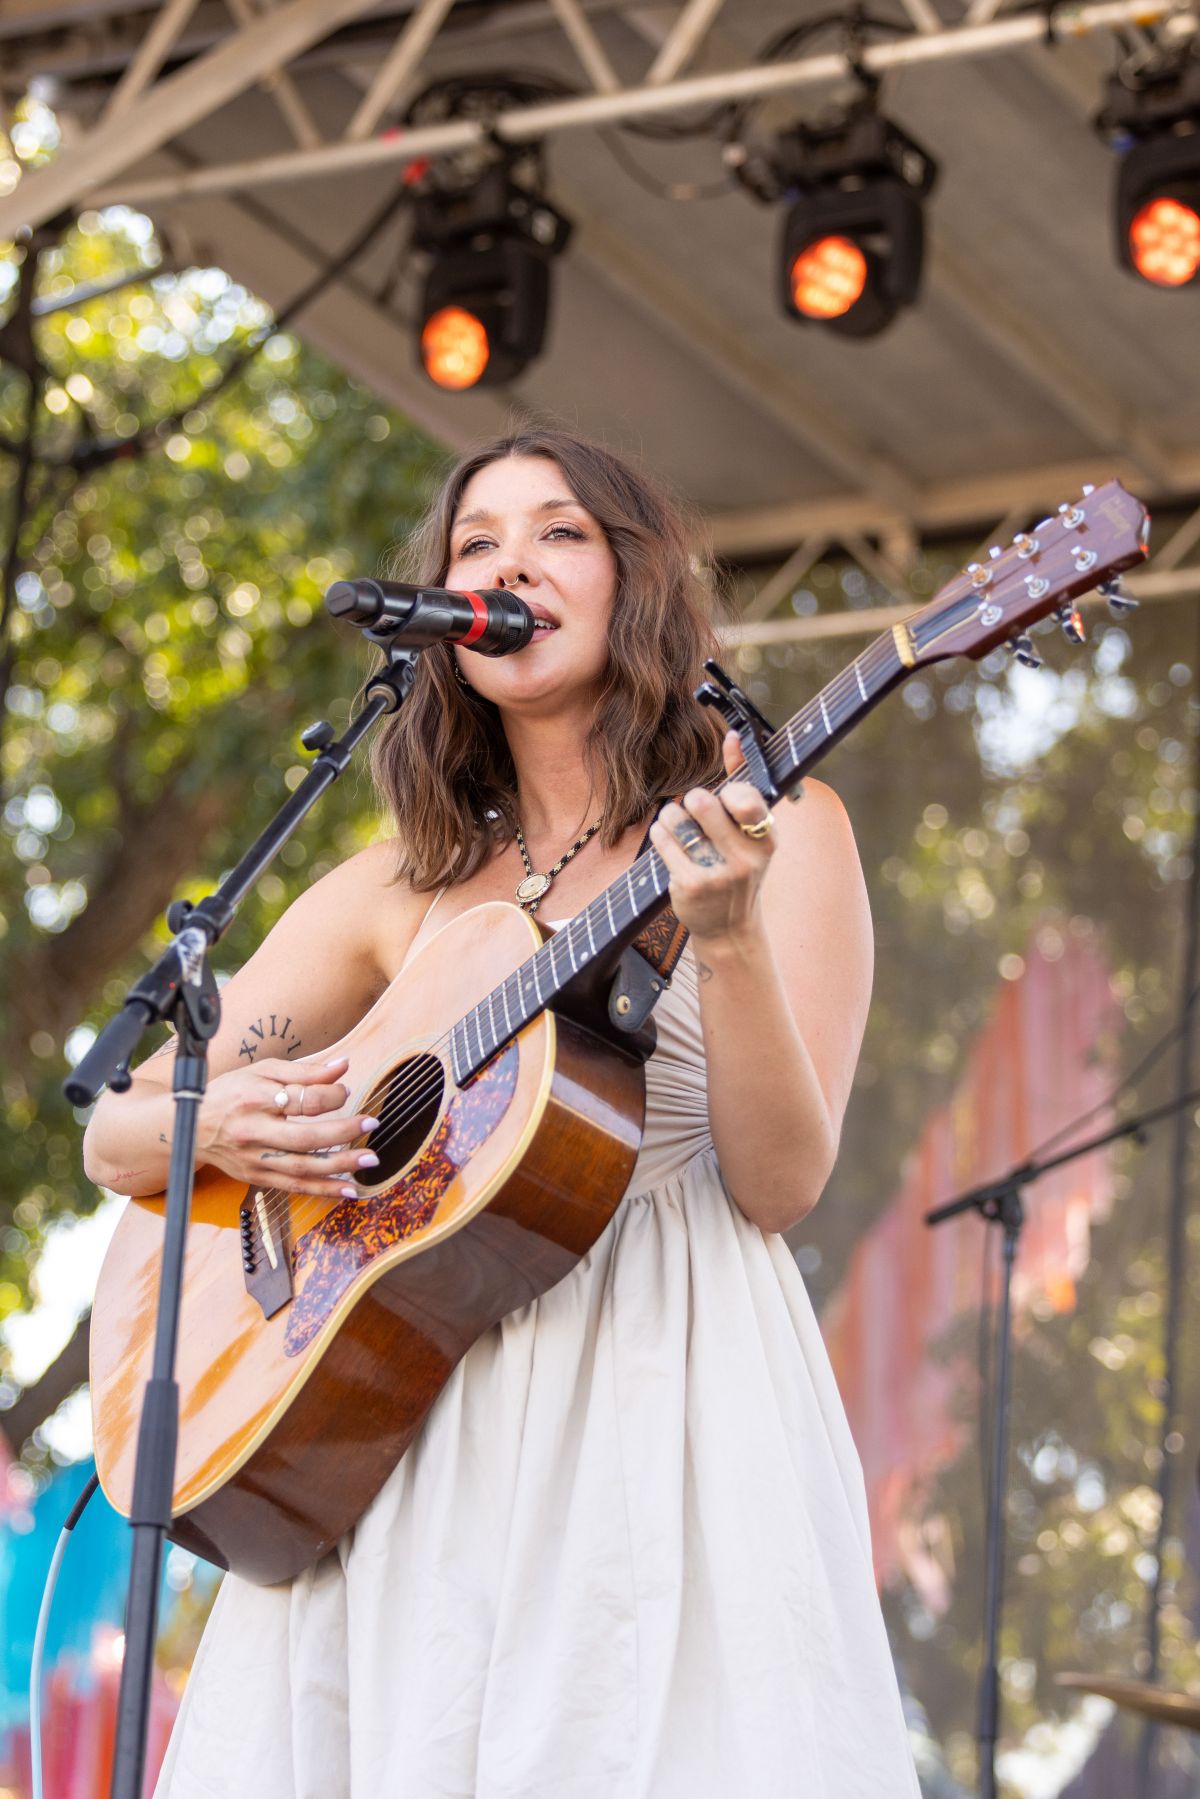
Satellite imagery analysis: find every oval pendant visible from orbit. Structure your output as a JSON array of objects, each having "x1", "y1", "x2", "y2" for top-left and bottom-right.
[{"x1": 516, "y1": 871, "x2": 552, "y2": 905}]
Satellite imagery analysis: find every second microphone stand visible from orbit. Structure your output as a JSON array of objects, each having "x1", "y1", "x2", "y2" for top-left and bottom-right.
[{"x1": 925, "y1": 1083, "x2": 1200, "y2": 1799}]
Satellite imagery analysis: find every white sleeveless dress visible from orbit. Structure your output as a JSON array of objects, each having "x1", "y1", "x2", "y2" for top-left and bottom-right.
[{"x1": 154, "y1": 902, "x2": 920, "y2": 1799}]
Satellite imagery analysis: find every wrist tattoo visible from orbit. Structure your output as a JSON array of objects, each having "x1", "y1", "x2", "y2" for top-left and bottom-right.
[
  {"x1": 696, "y1": 959, "x2": 714, "y2": 982},
  {"x1": 238, "y1": 1011, "x2": 303, "y2": 1064}
]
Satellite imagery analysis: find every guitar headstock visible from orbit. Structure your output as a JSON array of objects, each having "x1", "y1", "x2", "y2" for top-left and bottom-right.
[{"x1": 904, "y1": 480, "x2": 1149, "y2": 670}]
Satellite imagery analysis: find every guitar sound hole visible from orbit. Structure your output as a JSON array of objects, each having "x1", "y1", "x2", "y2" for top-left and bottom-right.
[{"x1": 361, "y1": 1053, "x2": 446, "y2": 1184}]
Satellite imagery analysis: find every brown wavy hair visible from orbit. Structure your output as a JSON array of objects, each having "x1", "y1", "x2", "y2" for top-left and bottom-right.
[{"x1": 370, "y1": 428, "x2": 726, "y2": 891}]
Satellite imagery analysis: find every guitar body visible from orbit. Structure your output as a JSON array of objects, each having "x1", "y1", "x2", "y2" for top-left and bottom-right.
[{"x1": 90, "y1": 902, "x2": 646, "y2": 1585}]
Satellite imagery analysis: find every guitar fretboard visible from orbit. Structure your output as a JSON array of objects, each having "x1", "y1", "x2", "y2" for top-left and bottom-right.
[{"x1": 447, "y1": 629, "x2": 907, "y2": 1085}]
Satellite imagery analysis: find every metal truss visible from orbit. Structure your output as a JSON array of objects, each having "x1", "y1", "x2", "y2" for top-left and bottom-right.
[
  {"x1": 1, "y1": 0, "x2": 1190, "y2": 230},
  {"x1": 722, "y1": 501, "x2": 1200, "y2": 649},
  {"x1": 3, "y1": 0, "x2": 1199, "y2": 541}
]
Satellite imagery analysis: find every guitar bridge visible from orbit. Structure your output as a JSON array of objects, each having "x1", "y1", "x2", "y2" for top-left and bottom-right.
[{"x1": 240, "y1": 1189, "x2": 294, "y2": 1319}]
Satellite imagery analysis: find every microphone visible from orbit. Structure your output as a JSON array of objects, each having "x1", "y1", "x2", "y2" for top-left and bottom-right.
[{"x1": 324, "y1": 579, "x2": 534, "y2": 656}]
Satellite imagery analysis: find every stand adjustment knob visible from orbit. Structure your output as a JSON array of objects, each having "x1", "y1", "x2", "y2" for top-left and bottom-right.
[{"x1": 301, "y1": 720, "x2": 335, "y2": 752}]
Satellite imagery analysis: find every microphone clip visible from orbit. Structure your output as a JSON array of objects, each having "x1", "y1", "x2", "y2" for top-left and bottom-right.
[{"x1": 361, "y1": 639, "x2": 422, "y2": 715}]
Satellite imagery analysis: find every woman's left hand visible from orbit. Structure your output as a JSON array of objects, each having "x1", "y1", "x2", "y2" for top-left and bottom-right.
[{"x1": 647, "y1": 730, "x2": 777, "y2": 947}]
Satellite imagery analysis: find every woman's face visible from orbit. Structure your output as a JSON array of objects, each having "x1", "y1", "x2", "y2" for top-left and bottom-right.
[{"x1": 444, "y1": 454, "x2": 619, "y2": 716}]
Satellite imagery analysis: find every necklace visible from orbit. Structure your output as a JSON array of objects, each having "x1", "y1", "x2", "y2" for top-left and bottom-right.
[{"x1": 514, "y1": 815, "x2": 603, "y2": 913}]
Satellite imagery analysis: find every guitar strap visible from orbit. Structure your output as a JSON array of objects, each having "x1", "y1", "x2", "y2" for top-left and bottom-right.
[{"x1": 610, "y1": 817, "x2": 689, "y2": 1034}]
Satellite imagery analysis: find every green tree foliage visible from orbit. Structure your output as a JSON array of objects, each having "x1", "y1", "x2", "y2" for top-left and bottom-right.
[{"x1": 0, "y1": 194, "x2": 442, "y2": 1397}]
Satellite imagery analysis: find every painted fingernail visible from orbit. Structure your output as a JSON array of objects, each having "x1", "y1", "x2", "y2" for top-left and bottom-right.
[
  {"x1": 340, "y1": 1185, "x2": 358, "y2": 1198},
  {"x1": 325, "y1": 1056, "x2": 349, "y2": 1068},
  {"x1": 360, "y1": 1116, "x2": 380, "y2": 1131},
  {"x1": 357, "y1": 1152, "x2": 379, "y2": 1169}
]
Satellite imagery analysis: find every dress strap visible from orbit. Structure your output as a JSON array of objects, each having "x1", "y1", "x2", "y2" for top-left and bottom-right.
[{"x1": 398, "y1": 885, "x2": 450, "y2": 972}]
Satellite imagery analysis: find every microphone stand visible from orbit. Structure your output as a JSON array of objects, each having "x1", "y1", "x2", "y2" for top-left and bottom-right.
[
  {"x1": 924, "y1": 1082, "x2": 1200, "y2": 1799},
  {"x1": 64, "y1": 638, "x2": 421, "y2": 1799}
]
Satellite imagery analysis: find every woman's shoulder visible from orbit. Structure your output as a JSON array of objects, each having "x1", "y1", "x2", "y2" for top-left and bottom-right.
[
  {"x1": 768, "y1": 775, "x2": 858, "y2": 862},
  {"x1": 295, "y1": 836, "x2": 429, "y2": 982}
]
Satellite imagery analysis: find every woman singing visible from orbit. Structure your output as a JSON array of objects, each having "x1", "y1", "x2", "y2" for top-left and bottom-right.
[{"x1": 84, "y1": 429, "x2": 919, "y2": 1796}]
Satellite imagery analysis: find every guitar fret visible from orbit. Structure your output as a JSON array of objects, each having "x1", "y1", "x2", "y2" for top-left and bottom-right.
[{"x1": 446, "y1": 614, "x2": 921, "y2": 1079}]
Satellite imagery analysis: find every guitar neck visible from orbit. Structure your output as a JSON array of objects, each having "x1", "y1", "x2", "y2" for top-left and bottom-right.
[{"x1": 447, "y1": 629, "x2": 909, "y2": 1085}]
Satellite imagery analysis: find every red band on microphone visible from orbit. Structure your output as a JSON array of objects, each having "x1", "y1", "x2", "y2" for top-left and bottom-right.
[{"x1": 460, "y1": 591, "x2": 490, "y2": 645}]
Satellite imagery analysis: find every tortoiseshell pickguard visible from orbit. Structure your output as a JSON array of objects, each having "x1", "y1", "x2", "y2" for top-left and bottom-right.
[{"x1": 283, "y1": 1044, "x2": 518, "y2": 1357}]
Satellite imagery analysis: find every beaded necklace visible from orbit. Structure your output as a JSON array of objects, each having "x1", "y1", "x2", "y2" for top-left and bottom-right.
[{"x1": 513, "y1": 817, "x2": 603, "y2": 914}]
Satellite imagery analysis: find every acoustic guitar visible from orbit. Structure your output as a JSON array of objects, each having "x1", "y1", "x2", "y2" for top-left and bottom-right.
[{"x1": 90, "y1": 480, "x2": 1149, "y2": 1584}]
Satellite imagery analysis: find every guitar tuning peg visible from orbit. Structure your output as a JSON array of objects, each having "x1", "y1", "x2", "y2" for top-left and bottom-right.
[
  {"x1": 1008, "y1": 634, "x2": 1043, "y2": 669},
  {"x1": 1056, "y1": 605, "x2": 1086, "y2": 644},
  {"x1": 1099, "y1": 579, "x2": 1139, "y2": 616}
]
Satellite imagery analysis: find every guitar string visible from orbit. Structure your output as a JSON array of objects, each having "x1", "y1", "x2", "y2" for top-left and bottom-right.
[
  {"x1": 248, "y1": 562, "x2": 1104, "y2": 1245},
  {"x1": 247, "y1": 645, "x2": 897, "y2": 1241}
]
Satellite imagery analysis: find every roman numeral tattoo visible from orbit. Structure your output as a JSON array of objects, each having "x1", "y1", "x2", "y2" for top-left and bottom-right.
[{"x1": 238, "y1": 1012, "x2": 303, "y2": 1063}]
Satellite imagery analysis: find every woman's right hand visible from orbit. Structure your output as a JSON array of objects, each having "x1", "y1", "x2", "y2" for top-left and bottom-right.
[{"x1": 197, "y1": 1053, "x2": 380, "y2": 1198}]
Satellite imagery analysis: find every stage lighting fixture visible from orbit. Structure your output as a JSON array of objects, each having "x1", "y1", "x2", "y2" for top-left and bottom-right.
[
  {"x1": 413, "y1": 159, "x2": 572, "y2": 390},
  {"x1": 1098, "y1": 56, "x2": 1200, "y2": 289},
  {"x1": 765, "y1": 112, "x2": 938, "y2": 339}
]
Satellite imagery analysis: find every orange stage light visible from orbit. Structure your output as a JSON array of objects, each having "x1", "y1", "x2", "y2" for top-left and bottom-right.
[
  {"x1": 420, "y1": 307, "x2": 491, "y2": 389},
  {"x1": 788, "y1": 235, "x2": 870, "y2": 321},
  {"x1": 1128, "y1": 195, "x2": 1200, "y2": 287}
]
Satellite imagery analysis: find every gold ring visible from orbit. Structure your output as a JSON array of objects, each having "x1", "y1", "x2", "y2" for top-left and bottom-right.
[{"x1": 740, "y1": 815, "x2": 773, "y2": 840}]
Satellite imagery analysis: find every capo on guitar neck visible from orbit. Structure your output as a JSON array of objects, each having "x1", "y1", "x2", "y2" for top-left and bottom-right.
[{"x1": 694, "y1": 660, "x2": 782, "y2": 805}]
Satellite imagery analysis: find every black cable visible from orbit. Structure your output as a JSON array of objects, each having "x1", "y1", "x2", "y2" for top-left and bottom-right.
[
  {"x1": 978, "y1": 1223, "x2": 995, "y2": 1519},
  {"x1": 0, "y1": 223, "x2": 53, "y2": 774},
  {"x1": 597, "y1": 128, "x2": 736, "y2": 201},
  {"x1": 715, "y1": 9, "x2": 914, "y2": 152},
  {"x1": 62, "y1": 180, "x2": 414, "y2": 479},
  {"x1": 1020, "y1": 975, "x2": 1200, "y2": 1166}
]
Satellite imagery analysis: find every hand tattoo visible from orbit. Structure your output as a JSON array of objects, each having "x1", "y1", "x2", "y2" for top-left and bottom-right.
[
  {"x1": 671, "y1": 819, "x2": 724, "y2": 867},
  {"x1": 685, "y1": 837, "x2": 724, "y2": 868}
]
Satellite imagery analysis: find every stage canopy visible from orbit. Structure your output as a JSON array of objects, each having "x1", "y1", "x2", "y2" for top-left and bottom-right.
[{"x1": 2, "y1": 0, "x2": 1199, "y2": 582}]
